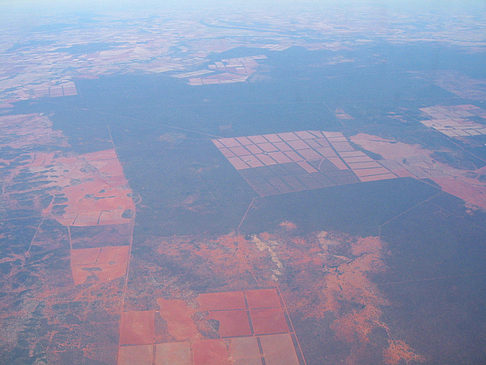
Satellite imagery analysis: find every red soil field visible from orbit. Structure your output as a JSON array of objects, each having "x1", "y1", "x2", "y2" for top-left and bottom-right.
[
  {"x1": 245, "y1": 289, "x2": 281, "y2": 309},
  {"x1": 228, "y1": 337, "x2": 263, "y2": 365},
  {"x1": 197, "y1": 291, "x2": 246, "y2": 311},
  {"x1": 155, "y1": 342, "x2": 192, "y2": 365},
  {"x1": 40, "y1": 149, "x2": 135, "y2": 227},
  {"x1": 71, "y1": 224, "x2": 132, "y2": 248},
  {"x1": 71, "y1": 247, "x2": 101, "y2": 265},
  {"x1": 250, "y1": 307, "x2": 289, "y2": 335},
  {"x1": 192, "y1": 339, "x2": 231, "y2": 365},
  {"x1": 157, "y1": 298, "x2": 200, "y2": 341},
  {"x1": 71, "y1": 246, "x2": 129, "y2": 285},
  {"x1": 208, "y1": 310, "x2": 252, "y2": 337},
  {"x1": 259, "y1": 334, "x2": 300, "y2": 365},
  {"x1": 119, "y1": 311, "x2": 155, "y2": 345},
  {"x1": 118, "y1": 345, "x2": 153, "y2": 365}
]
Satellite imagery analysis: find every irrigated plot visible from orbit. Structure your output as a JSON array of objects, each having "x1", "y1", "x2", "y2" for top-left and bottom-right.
[{"x1": 212, "y1": 131, "x2": 397, "y2": 196}]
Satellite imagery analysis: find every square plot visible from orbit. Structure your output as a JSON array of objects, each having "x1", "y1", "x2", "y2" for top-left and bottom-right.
[
  {"x1": 118, "y1": 345, "x2": 153, "y2": 365},
  {"x1": 295, "y1": 131, "x2": 315, "y2": 139},
  {"x1": 248, "y1": 135, "x2": 267, "y2": 143},
  {"x1": 192, "y1": 339, "x2": 231, "y2": 365},
  {"x1": 246, "y1": 144, "x2": 263, "y2": 154},
  {"x1": 250, "y1": 308, "x2": 289, "y2": 335},
  {"x1": 219, "y1": 148, "x2": 235, "y2": 158},
  {"x1": 197, "y1": 291, "x2": 246, "y2": 311},
  {"x1": 228, "y1": 157, "x2": 250, "y2": 170},
  {"x1": 359, "y1": 173, "x2": 397, "y2": 182},
  {"x1": 263, "y1": 133, "x2": 282, "y2": 142},
  {"x1": 268, "y1": 151, "x2": 292, "y2": 164},
  {"x1": 230, "y1": 146, "x2": 251, "y2": 156},
  {"x1": 236, "y1": 136, "x2": 252, "y2": 145},
  {"x1": 155, "y1": 342, "x2": 191, "y2": 365},
  {"x1": 240, "y1": 155, "x2": 264, "y2": 168},
  {"x1": 273, "y1": 141, "x2": 292, "y2": 152},
  {"x1": 284, "y1": 151, "x2": 304, "y2": 162},
  {"x1": 256, "y1": 154, "x2": 277, "y2": 166},
  {"x1": 328, "y1": 157, "x2": 349, "y2": 170},
  {"x1": 332, "y1": 142, "x2": 354, "y2": 152},
  {"x1": 245, "y1": 289, "x2": 281, "y2": 309},
  {"x1": 286, "y1": 139, "x2": 309, "y2": 150},
  {"x1": 257, "y1": 142, "x2": 278, "y2": 153},
  {"x1": 322, "y1": 131, "x2": 344, "y2": 138},
  {"x1": 259, "y1": 334, "x2": 300, "y2": 365},
  {"x1": 353, "y1": 167, "x2": 391, "y2": 177},
  {"x1": 347, "y1": 162, "x2": 381, "y2": 169},
  {"x1": 297, "y1": 148, "x2": 321, "y2": 161},
  {"x1": 297, "y1": 161, "x2": 318, "y2": 174},
  {"x1": 277, "y1": 132, "x2": 299, "y2": 141},
  {"x1": 314, "y1": 138, "x2": 330, "y2": 147},
  {"x1": 219, "y1": 138, "x2": 241, "y2": 148},
  {"x1": 342, "y1": 156, "x2": 373, "y2": 163},
  {"x1": 229, "y1": 337, "x2": 263, "y2": 365},
  {"x1": 119, "y1": 311, "x2": 155, "y2": 345},
  {"x1": 209, "y1": 310, "x2": 252, "y2": 337}
]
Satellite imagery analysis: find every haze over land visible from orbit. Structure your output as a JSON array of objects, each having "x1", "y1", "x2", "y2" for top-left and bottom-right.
[{"x1": 0, "y1": 1, "x2": 486, "y2": 364}]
